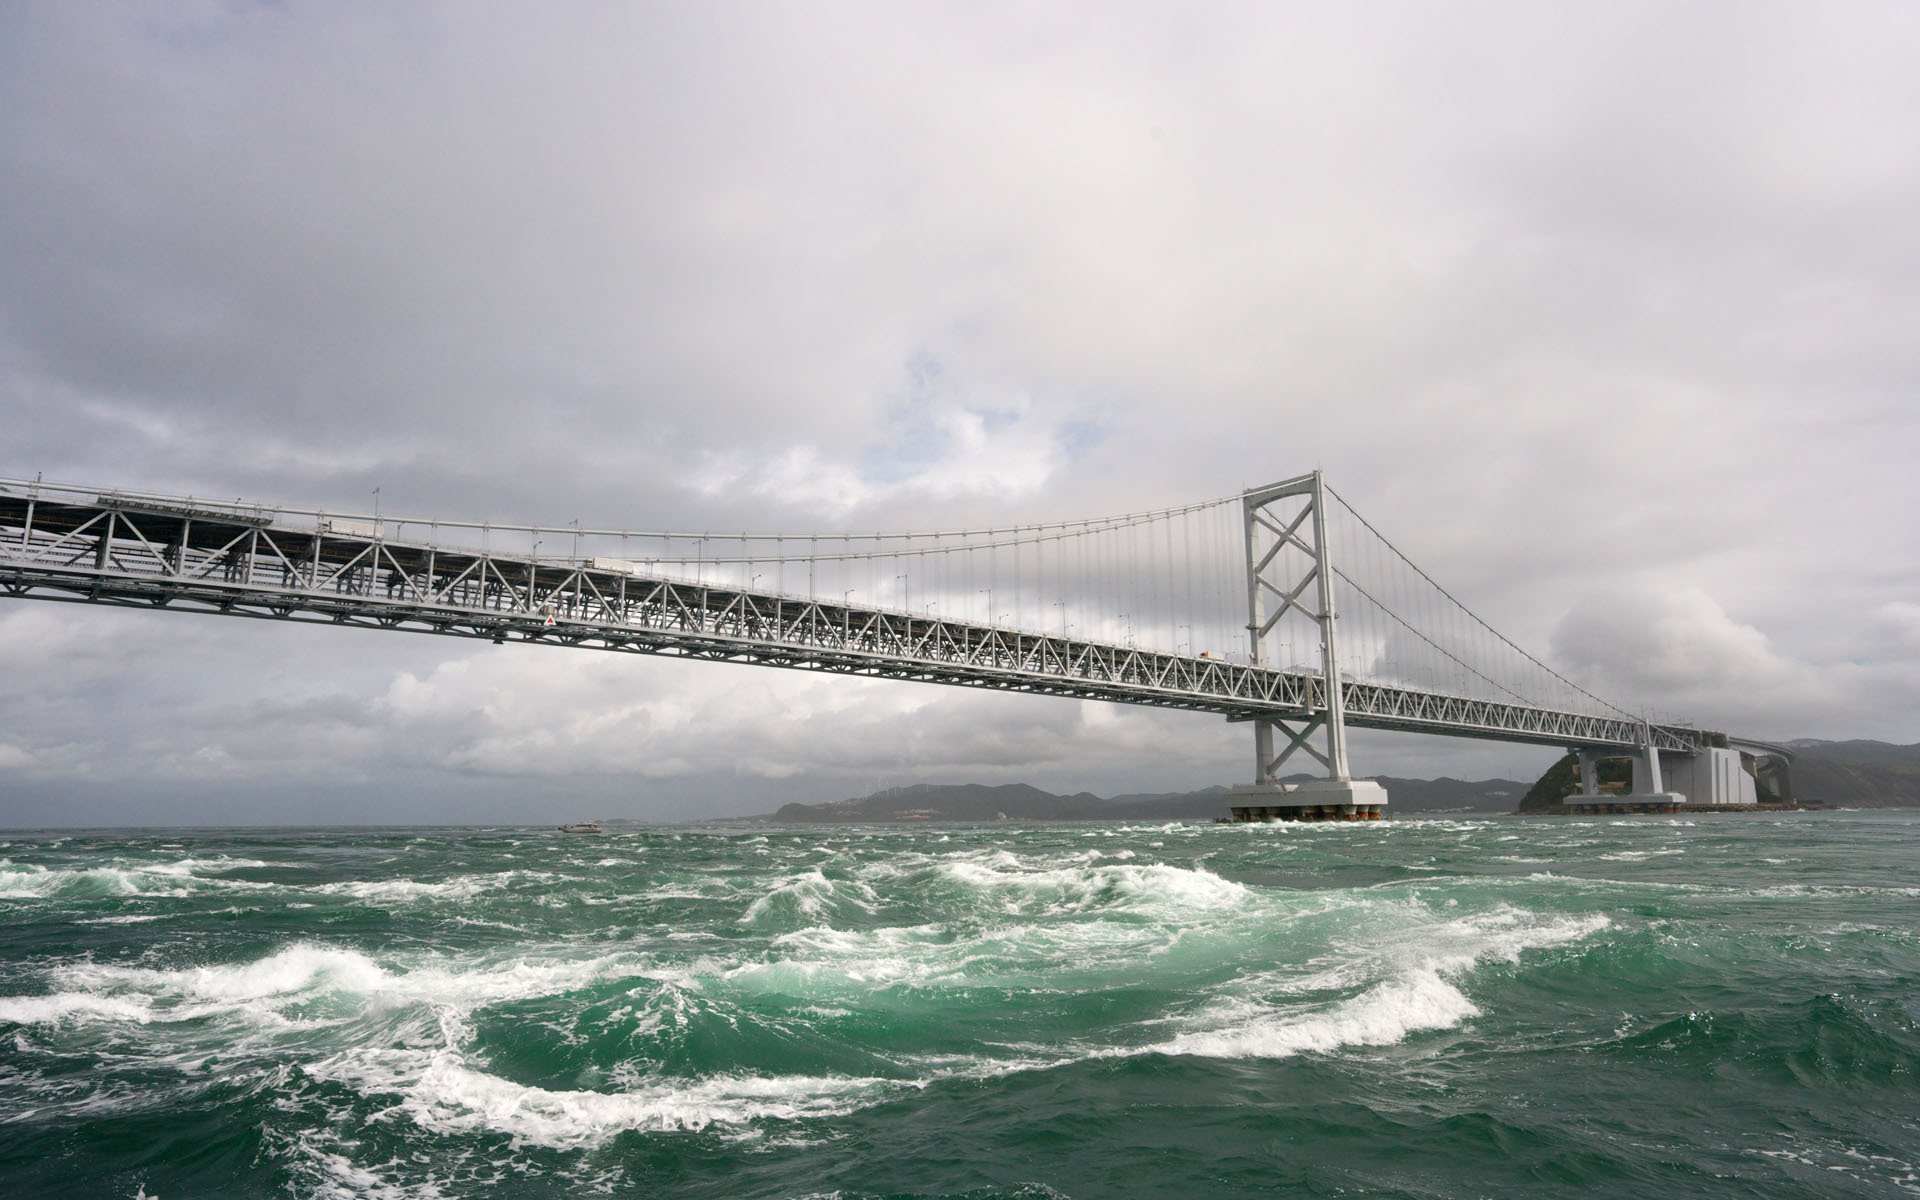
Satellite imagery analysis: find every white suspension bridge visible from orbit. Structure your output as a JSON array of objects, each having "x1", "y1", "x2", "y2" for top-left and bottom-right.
[{"x1": 0, "y1": 473, "x2": 1789, "y2": 818}]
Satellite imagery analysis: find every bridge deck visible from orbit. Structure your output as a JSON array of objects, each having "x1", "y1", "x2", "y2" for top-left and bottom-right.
[{"x1": 0, "y1": 486, "x2": 1709, "y2": 753}]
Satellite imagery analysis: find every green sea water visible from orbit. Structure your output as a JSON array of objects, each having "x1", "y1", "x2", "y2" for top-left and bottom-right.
[{"x1": 1, "y1": 810, "x2": 1917, "y2": 1199}]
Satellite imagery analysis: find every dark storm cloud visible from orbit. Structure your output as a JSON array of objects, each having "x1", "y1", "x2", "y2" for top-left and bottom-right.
[{"x1": 3, "y1": 2, "x2": 1917, "y2": 823}]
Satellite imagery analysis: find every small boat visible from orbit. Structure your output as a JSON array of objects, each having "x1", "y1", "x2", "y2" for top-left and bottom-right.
[{"x1": 557, "y1": 820, "x2": 603, "y2": 834}]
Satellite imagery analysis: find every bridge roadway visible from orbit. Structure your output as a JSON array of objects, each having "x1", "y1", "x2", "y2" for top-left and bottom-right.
[{"x1": 0, "y1": 484, "x2": 1717, "y2": 755}]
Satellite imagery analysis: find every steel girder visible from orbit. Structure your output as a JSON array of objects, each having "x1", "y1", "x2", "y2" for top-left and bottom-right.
[{"x1": 0, "y1": 489, "x2": 1703, "y2": 754}]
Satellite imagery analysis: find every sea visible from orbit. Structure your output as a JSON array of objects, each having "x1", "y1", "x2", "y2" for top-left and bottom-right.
[{"x1": 1, "y1": 810, "x2": 1917, "y2": 1199}]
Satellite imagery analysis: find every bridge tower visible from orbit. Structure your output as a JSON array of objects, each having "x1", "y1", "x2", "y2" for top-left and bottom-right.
[{"x1": 1226, "y1": 472, "x2": 1387, "y2": 821}]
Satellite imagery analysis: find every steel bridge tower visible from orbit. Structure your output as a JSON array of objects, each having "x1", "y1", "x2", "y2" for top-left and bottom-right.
[{"x1": 1226, "y1": 472, "x2": 1387, "y2": 821}]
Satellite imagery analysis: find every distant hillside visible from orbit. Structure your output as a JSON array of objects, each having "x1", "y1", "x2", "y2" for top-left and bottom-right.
[
  {"x1": 755, "y1": 740, "x2": 1920, "y2": 824},
  {"x1": 764, "y1": 776, "x2": 1525, "y2": 823},
  {"x1": 1784, "y1": 740, "x2": 1920, "y2": 807}
]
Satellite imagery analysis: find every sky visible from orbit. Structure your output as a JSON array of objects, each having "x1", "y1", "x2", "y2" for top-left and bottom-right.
[{"x1": 2, "y1": 2, "x2": 1916, "y2": 826}]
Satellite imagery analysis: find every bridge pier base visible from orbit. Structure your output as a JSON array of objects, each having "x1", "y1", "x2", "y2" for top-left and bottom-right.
[{"x1": 1226, "y1": 779, "x2": 1388, "y2": 822}]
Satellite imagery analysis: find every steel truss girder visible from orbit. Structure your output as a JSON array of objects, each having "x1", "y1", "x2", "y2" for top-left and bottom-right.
[{"x1": 0, "y1": 490, "x2": 1704, "y2": 754}]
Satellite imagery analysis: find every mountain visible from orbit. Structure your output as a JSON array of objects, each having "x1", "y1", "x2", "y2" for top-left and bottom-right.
[
  {"x1": 764, "y1": 776, "x2": 1525, "y2": 823},
  {"x1": 1780, "y1": 739, "x2": 1920, "y2": 807},
  {"x1": 766, "y1": 739, "x2": 1920, "y2": 825}
]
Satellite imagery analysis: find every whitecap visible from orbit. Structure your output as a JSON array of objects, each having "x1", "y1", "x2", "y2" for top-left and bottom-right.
[
  {"x1": 738, "y1": 868, "x2": 876, "y2": 928},
  {"x1": 1149, "y1": 967, "x2": 1480, "y2": 1058},
  {"x1": 1136, "y1": 907, "x2": 1608, "y2": 1060},
  {"x1": 282, "y1": 1133, "x2": 451, "y2": 1200},
  {"x1": 0, "y1": 857, "x2": 274, "y2": 900},
  {"x1": 310, "y1": 869, "x2": 554, "y2": 905},
  {"x1": 309, "y1": 1048, "x2": 899, "y2": 1148},
  {"x1": 937, "y1": 858, "x2": 1249, "y2": 916},
  {"x1": 0, "y1": 991, "x2": 157, "y2": 1026},
  {"x1": 25, "y1": 942, "x2": 654, "y2": 1036}
]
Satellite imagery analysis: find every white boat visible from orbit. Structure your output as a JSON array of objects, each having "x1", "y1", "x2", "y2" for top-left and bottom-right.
[{"x1": 557, "y1": 820, "x2": 603, "y2": 834}]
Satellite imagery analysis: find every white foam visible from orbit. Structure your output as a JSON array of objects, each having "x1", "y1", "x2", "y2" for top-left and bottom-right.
[
  {"x1": 0, "y1": 863, "x2": 144, "y2": 899},
  {"x1": 937, "y1": 858, "x2": 1249, "y2": 916},
  {"x1": 0, "y1": 991, "x2": 157, "y2": 1025},
  {"x1": 311, "y1": 870, "x2": 551, "y2": 904},
  {"x1": 60, "y1": 944, "x2": 389, "y2": 1005},
  {"x1": 142, "y1": 856, "x2": 272, "y2": 876},
  {"x1": 1140, "y1": 907, "x2": 1608, "y2": 1060},
  {"x1": 32, "y1": 942, "x2": 653, "y2": 1036},
  {"x1": 1150, "y1": 968, "x2": 1479, "y2": 1058},
  {"x1": 284, "y1": 1134, "x2": 450, "y2": 1200},
  {"x1": 314, "y1": 878, "x2": 488, "y2": 903},
  {"x1": 310, "y1": 1048, "x2": 897, "y2": 1148},
  {"x1": 739, "y1": 868, "x2": 876, "y2": 927},
  {"x1": 733, "y1": 925, "x2": 950, "y2": 991},
  {"x1": 0, "y1": 857, "x2": 273, "y2": 900},
  {"x1": 641, "y1": 884, "x2": 723, "y2": 900}
]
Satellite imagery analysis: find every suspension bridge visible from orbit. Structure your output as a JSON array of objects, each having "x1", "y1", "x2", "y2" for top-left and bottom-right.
[{"x1": 0, "y1": 473, "x2": 1789, "y2": 818}]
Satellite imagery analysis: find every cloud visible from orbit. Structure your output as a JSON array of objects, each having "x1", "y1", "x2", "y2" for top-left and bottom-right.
[
  {"x1": 1552, "y1": 588, "x2": 1802, "y2": 699},
  {"x1": 683, "y1": 362, "x2": 1075, "y2": 516},
  {"x1": 3, "y1": 3, "x2": 1918, "y2": 821},
  {"x1": 1871, "y1": 601, "x2": 1920, "y2": 656},
  {"x1": 1551, "y1": 586, "x2": 1920, "y2": 740}
]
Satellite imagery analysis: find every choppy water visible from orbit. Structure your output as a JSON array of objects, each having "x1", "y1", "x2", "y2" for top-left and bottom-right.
[{"x1": 2, "y1": 811, "x2": 1917, "y2": 1199}]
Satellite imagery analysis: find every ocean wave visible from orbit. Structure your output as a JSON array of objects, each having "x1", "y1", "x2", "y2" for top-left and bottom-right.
[
  {"x1": 1147, "y1": 966, "x2": 1480, "y2": 1058},
  {"x1": 308, "y1": 1047, "x2": 899, "y2": 1147},
  {"x1": 285, "y1": 1138, "x2": 453, "y2": 1200},
  {"x1": 0, "y1": 991, "x2": 158, "y2": 1026},
  {"x1": 309, "y1": 869, "x2": 557, "y2": 905},
  {"x1": 3, "y1": 943, "x2": 654, "y2": 1033},
  {"x1": 739, "y1": 868, "x2": 879, "y2": 929},
  {"x1": 1137, "y1": 907, "x2": 1609, "y2": 1061},
  {"x1": 935, "y1": 857, "x2": 1249, "y2": 917},
  {"x1": 0, "y1": 856, "x2": 275, "y2": 901}
]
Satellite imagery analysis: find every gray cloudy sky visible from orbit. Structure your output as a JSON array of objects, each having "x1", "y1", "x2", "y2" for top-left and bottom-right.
[{"x1": 3, "y1": 2, "x2": 1917, "y2": 826}]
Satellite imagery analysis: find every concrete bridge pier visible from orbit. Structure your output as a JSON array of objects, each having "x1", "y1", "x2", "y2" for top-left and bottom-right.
[
  {"x1": 1560, "y1": 727, "x2": 1687, "y2": 813},
  {"x1": 1561, "y1": 730, "x2": 1780, "y2": 813},
  {"x1": 1577, "y1": 748, "x2": 1601, "y2": 795},
  {"x1": 1752, "y1": 752, "x2": 1794, "y2": 804}
]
